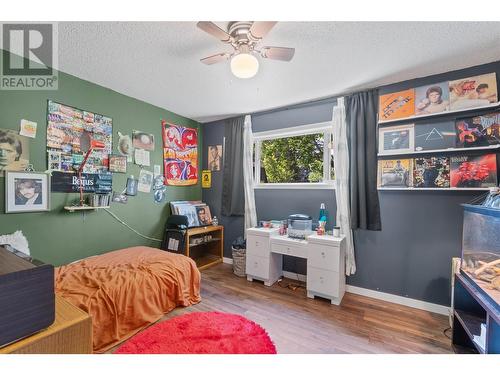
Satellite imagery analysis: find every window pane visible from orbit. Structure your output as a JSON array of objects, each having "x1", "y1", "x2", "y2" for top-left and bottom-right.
[{"x1": 260, "y1": 134, "x2": 324, "y2": 183}]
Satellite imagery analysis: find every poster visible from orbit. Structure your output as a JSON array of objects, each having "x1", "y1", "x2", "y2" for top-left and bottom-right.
[
  {"x1": 134, "y1": 148, "x2": 150, "y2": 166},
  {"x1": 138, "y1": 169, "x2": 153, "y2": 193},
  {"x1": 0, "y1": 128, "x2": 30, "y2": 176},
  {"x1": 19, "y1": 119, "x2": 37, "y2": 138},
  {"x1": 378, "y1": 89, "x2": 415, "y2": 121},
  {"x1": 208, "y1": 145, "x2": 222, "y2": 171},
  {"x1": 51, "y1": 171, "x2": 113, "y2": 193},
  {"x1": 449, "y1": 73, "x2": 498, "y2": 110},
  {"x1": 202, "y1": 169, "x2": 211, "y2": 188},
  {"x1": 46, "y1": 100, "x2": 112, "y2": 173},
  {"x1": 109, "y1": 155, "x2": 127, "y2": 173},
  {"x1": 133, "y1": 130, "x2": 155, "y2": 151},
  {"x1": 162, "y1": 120, "x2": 198, "y2": 186}
]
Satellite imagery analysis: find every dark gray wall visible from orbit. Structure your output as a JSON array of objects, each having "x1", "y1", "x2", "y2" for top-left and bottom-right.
[{"x1": 203, "y1": 60, "x2": 500, "y2": 306}]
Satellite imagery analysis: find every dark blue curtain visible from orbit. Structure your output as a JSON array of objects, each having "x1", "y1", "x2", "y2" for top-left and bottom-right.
[{"x1": 346, "y1": 89, "x2": 381, "y2": 230}]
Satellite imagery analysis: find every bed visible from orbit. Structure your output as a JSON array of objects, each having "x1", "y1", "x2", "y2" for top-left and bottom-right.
[{"x1": 54, "y1": 246, "x2": 201, "y2": 353}]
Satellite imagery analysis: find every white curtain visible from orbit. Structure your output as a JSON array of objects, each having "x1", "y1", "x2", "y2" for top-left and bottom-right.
[
  {"x1": 243, "y1": 114, "x2": 257, "y2": 233},
  {"x1": 332, "y1": 97, "x2": 356, "y2": 275}
]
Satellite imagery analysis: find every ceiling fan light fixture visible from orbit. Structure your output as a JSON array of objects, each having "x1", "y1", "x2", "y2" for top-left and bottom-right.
[{"x1": 230, "y1": 53, "x2": 259, "y2": 79}]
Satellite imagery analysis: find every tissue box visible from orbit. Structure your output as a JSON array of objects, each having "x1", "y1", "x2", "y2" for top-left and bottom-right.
[{"x1": 0, "y1": 246, "x2": 55, "y2": 347}]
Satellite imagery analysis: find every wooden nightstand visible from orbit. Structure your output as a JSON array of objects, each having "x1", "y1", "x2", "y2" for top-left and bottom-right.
[{"x1": 0, "y1": 295, "x2": 92, "y2": 354}]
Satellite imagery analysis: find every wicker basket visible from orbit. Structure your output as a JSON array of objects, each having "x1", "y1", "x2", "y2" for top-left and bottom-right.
[{"x1": 231, "y1": 247, "x2": 246, "y2": 277}]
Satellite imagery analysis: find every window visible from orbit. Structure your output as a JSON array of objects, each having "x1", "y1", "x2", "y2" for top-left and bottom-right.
[{"x1": 253, "y1": 122, "x2": 334, "y2": 189}]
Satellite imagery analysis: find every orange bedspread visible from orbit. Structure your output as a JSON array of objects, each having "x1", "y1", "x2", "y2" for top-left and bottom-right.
[{"x1": 55, "y1": 246, "x2": 201, "y2": 353}]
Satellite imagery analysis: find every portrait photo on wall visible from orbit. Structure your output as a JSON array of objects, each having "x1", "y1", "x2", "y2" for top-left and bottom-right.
[
  {"x1": 414, "y1": 121, "x2": 457, "y2": 151},
  {"x1": 132, "y1": 130, "x2": 155, "y2": 151},
  {"x1": 378, "y1": 124, "x2": 414, "y2": 155},
  {"x1": 0, "y1": 128, "x2": 30, "y2": 176},
  {"x1": 5, "y1": 171, "x2": 50, "y2": 213},
  {"x1": 455, "y1": 112, "x2": 500, "y2": 148},
  {"x1": 196, "y1": 204, "x2": 212, "y2": 226},
  {"x1": 449, "y1": 73, "x2": 498, "y2": 110},
  {"x1": 414, "y1": 82, "x2": 450, "y2": 116},
  {"x1": 207, "y1": 145, "x2": 223, "y2": 171}
]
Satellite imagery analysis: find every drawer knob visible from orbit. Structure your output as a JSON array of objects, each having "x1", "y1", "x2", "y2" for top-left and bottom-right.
[
  {"x1": 255, "y1": 242, "x2": 259, "y2": 246},
  {"x1": 321, "y1": 252, "x2": 325, "y2": 257}
]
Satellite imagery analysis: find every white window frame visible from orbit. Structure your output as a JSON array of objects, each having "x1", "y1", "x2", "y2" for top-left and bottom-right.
[{"x1": 253, "y1": 122, "x2": 335, "y2": 190}]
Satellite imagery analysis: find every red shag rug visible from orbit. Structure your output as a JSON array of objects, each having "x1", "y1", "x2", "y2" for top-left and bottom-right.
[{"x1": 115, "y1": 311, "x2": 277, "y2": 354}]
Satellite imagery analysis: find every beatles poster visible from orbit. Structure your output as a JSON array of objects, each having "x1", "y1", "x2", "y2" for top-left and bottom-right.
[{"x1": 162, "y1": 120, "x2": 198, "y2": 186}]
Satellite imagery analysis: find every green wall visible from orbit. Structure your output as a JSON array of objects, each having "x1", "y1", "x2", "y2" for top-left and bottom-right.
[{"x1": 0, "y1": 67, "x2": 202, "y2": 266}]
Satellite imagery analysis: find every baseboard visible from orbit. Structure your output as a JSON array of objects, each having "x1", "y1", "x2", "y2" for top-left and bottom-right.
[
  {"x1": 223, "y1": 257, "x2": 233, "y2": 265},
  {"x1": 281, "y1": 271, "x2": 449, "y2": 316},
  {"x1": 345, "y1": 285, "x2": 450, "y2": 316}
]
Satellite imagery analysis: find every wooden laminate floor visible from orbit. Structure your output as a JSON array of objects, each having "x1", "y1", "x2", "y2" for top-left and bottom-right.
[{"x1": 157, "y1": 263, "x2": 452, "y2": 354}]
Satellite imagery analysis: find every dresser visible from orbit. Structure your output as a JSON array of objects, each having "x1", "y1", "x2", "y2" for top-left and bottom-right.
[
  {"x1": 0, "y1": 295, "x2": 92, "y2": 354},
  {"x1": 246, "y1": 227, "x2": 346, "y2": 305}
]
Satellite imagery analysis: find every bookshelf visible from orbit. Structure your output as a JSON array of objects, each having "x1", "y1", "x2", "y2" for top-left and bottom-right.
[
  {"x1": 378, "y1": 144, "x2": 500, "y2": 157},
  {"x1": 378, "y1": 101, "x2": 500, "y2": 125},
  {"x1": 64, "y1": 205, "x2": 110, "y2": 212},
  {"x1": 378, "y1": 187, "x2": 490, "y2": 192},
  {"x1": 185, "y1": 225, "x2": 224, "y2": 270}
]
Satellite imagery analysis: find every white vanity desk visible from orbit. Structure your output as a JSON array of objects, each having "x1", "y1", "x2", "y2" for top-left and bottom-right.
[{"x1": 245, "y1": 227, "x2": 346, "y2": 305}]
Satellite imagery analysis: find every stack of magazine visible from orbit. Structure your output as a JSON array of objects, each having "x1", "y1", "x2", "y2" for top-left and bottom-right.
[{"x1": 170, "y1": 200, "x2": 213, "y2": 227}]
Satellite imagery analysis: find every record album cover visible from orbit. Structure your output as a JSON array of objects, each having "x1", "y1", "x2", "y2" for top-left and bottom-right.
[
  {"x1": 449, "y1": 73, "x2": 498, "y2": 110},
  {"x1": 415, "y1": 82, "x2": 450, "y2": 116},
  {"x1": 455, "y1": 112, "x2": 500, "y2": 148},
  {"x1": 413, "y1": 157, "x2": 450, "y2": 188},
  {"x1": 414, "y1": 121, "x2": 456, "y2": 151},
  {"x1": 377, "y1": 159, "x2": 413, "y2": 188},
  {"x1": 378, "y1": 124, "x2": 414, "y2": 154},
  {"x1": 450, "y1": 154, "x2": 497, "y2": 188},
  {"x1": 378, "y1": 89, "x2": 415, "y2": 121}
]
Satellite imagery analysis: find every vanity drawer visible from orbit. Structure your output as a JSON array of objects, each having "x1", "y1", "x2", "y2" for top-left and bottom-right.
[
  {"x1": 308, "y1": 244, "x2": 340, "y2": 272},
  {"x1": 246, "y1": 235, "x2": 270, "y2": 258},
  {"x1": 271, "y1": 242, "x2": 307, "y2": 259},
  {"x1": 307, "y1": 267, "x2": 340, "y2": 297},
  {"x1": 245, "y1": 255, "x2": 270, "y2": 280}
]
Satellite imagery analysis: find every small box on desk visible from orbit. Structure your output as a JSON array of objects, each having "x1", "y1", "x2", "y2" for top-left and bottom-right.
[{"x1": 0, "y1": 246, "x2": 55, "y2": 348}]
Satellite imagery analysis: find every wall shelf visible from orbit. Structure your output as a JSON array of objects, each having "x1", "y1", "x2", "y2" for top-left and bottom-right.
[
  {"x1": 378, "y1": 101, "x2": 500, "y2": 125},
  {"x1": 378, "y1": 144, "x2": 500, "y2": 157},
  {"x1": 378, "y1": 187, "x2": 490, "y2": 191},
  {"x1": 64, "y1": 205, "x2": 110, "y2": 212}
]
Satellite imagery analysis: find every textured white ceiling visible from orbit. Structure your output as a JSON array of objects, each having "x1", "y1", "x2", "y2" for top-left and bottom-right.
[{"x1": 58, "y1": 22, "x2": 500, "y2": 123}]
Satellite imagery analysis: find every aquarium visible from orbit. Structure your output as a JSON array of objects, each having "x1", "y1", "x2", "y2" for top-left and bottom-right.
[{"x1": 461, "y1": 204, "x2": 500, "y2": 307}]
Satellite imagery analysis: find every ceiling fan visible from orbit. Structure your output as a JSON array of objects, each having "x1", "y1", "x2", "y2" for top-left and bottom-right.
[{"x1": 197, "y1": 21, "x2": 295, "y2": 79}]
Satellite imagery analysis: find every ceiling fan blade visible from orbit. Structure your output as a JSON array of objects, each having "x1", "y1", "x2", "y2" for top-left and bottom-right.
[
  {"x1": 200, "y1": 52, "x2": 231, "y2": 65},
  {"x1": 260, "y1": 47, "x2": 295, "y2": 61},
  {"x1": 249, "y1": 21, "x2": 277, "y2": 40},
  {"x1": 197, "y1": 21, "x2": 232, "y2": 42}
]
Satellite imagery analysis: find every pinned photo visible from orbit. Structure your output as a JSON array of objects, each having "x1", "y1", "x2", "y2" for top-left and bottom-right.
[
  {"x1": 0, "y1": 129, "x2": 30, "y2": 176},
  {"x1": 133, "y1": 130, "x2": 155, "y2": 151}
]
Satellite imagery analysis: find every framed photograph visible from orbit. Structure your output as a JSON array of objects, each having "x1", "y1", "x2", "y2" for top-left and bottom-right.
[
  {"x1": 109, "y1": 155, "x2": 127, "y2": 173},
  {"x1": 208, "y1": 145, "x2": 223, "y2": 171},
  {"x1": 378, "y1": 124, "x2": 414, "y2": 155},
  {"x1": 5, "y1": 171, "x2": 50, "y2": 213},
  {"x1": 132, "y1": 130, "x2": 155, "y2": 151}
]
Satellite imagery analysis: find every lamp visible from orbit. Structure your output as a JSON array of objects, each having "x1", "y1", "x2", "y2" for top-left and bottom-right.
[
  {"x1": 230, "y1": 53, "x2": 259, "y2": 79},
  {"x1": 77, "y1": 131, "x2": 106, "y2": 207}
]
